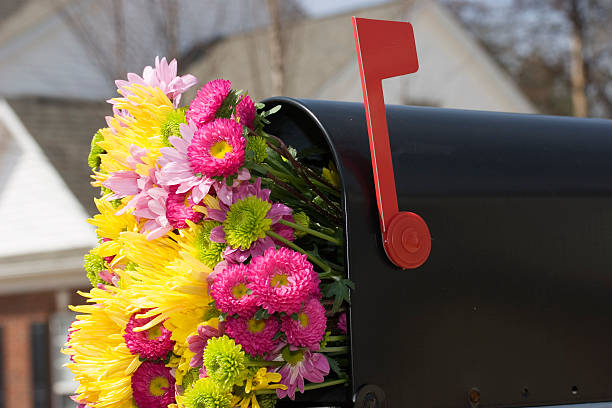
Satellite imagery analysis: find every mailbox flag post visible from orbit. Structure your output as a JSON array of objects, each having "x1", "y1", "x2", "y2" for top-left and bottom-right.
[{"x1": 352, "y1": 17, "x2": 431, "y2": 269}]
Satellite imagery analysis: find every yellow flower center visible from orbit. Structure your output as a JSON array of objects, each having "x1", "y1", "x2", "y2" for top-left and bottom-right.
[
  {"x1": 298, "y1": 313, "x2": 309, "y2": 328},
  {"x1": 232, "y1": 283, "x2": 247, "y2": 299},
  {"x1": 248, "y1": 318, "x2": 266, "y2": 333},
  {"x1": 210, "y1": 140, "x2": 233, "y2": 159},
  {"x1": 149, "y1": 376, "x2": 169, "y2": 396},
  {"x1": 183, "y1": 191, "x2": 192, "y2": 207},
  {"x1": 147, "y1": 325, "x2": 163, "y2": 340},
  {"x1": 270, "y1": 273, "x2": 289, "y2": 287}
]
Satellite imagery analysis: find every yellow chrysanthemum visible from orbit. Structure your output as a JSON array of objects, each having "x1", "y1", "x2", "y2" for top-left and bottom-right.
[
  {"x1": 118, "y1": 231, "x2": 180, "y2": 270},
  {"x1": 64, "y1": 286, "x2": 141, "y2": 408},
  {"x1": 231, "y1": 368, "x2": 286, "y2": 408},
  {"x1": 322, "y1": 161, "x2": 341, "y2": 189},
  {"x1": 120, "y1": 241, "x2": 213, "y2": 346},
  {"x1": 88, "y1": 198, "x2": 138, "y2": 240},
  {"x1": 98, "y1": 84, "x2": 173, "y2": 175},
  {"x1": 168, "y1": 338, "x2": 196, "y2": 387}
]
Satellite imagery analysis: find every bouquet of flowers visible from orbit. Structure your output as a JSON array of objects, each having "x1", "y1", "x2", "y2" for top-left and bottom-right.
[{"x1": 65, "y1": 57, "x2": 352, "y2": 408}]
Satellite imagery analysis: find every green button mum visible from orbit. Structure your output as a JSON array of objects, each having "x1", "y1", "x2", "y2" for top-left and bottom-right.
[
  {"x1": 202, "y1": 335, "x2": 247, "y2": 391},
  {"x1": 184, "y1": 377, "x2": 232, "y2": 408},
  {"x1": 223, "y1": 196, "x2": 272, "y2": 250}
]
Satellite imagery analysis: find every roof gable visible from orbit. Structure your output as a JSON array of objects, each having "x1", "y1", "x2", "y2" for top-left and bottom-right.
[{"x1": 0, "y1": 99, "x2": 97, "y2": 258}]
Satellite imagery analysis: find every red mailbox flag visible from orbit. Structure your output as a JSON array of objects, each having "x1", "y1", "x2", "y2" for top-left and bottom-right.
[{"x1": 352, "y1": 17, "x2": 431, "y2": 269}]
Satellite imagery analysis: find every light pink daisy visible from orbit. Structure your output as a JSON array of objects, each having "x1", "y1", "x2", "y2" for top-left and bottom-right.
[
  {"x1": 281, "y1": 298, "x2": 327, "y2": 351},
  {"x1": 186, "y1": 79, "x2": 231, "y2": 127},
  {"x1": 224, "y1": 315, "x2": 280, "y2": 357},
  {"x1": 102, "y1": 145, "x2": 172, "y2": 240},
  {"x1": 187, "y1": 118, "x2": 246, "y2": 178},
  {"x1": 131, "y1": 361, "x2": 176, "y2": 408},
  {"x1": 274, "y1": 349, "x2": 329, "y2": 400},
  {"x1": 207, "y1": 178, "x2": 295, "y2": 263},
  {"x1": 210, "y1": 263, "x2": 257, "y2": 317},
  {"x1": 247, "y1": 247, "x2": 319, "y2": 314},
  {"x1": 112, "y1": 56, "x2": 197, "y2": 108},
  {"x1": 187, "y1": 325, "x2": 221, "y2": 368},
  {"x1": 124, "y1": 310, "x2": 175, "y2": 360},
  {"x1": 165, "y1": 185, "x2": 204, "y2": 229}
]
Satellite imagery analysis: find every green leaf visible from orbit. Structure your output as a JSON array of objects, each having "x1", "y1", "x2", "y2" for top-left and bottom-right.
[
  {"x1": 202, "y1": 306, "x2": 221, "y2": 323},
  {"x1": 254, "y1": 308, "x2": 269, "y2": 320},
  {"x1": 266, "y1": 105, "x2": 281, "y2": 116},
  {"x1": 290, "y1": 313, "x2": 299, "y2": 321},
  {"x1": 325, "y1": 355, "x2": 344, "y2": 378},
  {"x1": 272, "y1": 331, "x2": 284, "y2": 341},
  {"x1": 321, "y1": 278, "x2": 353, "y2": 313},
  {"x1": 218, "y1": 312, "x2": 227, "y2": 322}
]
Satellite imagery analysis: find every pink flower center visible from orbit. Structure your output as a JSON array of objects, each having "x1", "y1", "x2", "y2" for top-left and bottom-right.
[
  {"x1": 270, "y1": 273, "x2": 289, "y2": 287},
  {"x1": 232, "y1": 283, "x2": 248, "y2": 299},
  {"x1": 247, "y1": 318, "x2": 266, "y2": 333},
  {"x1": 148, "y1": 376, "x2": 169, "y2": 396},
  {"x1": 210, "y1": 140, "x2": 233, "y2": 159},
  {"x1": 298, "y1": 313, "x2": 309, "y2": 328}
]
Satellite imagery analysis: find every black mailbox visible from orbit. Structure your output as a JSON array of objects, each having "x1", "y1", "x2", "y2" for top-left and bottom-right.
[{"x1": 264, "y1": 97, "x2": 612, "y2": 408}]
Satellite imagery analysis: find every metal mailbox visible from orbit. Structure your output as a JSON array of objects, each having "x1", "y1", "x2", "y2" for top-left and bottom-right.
[{"x1": 264, "y1": 97, "x2": 612, "y2": 408}]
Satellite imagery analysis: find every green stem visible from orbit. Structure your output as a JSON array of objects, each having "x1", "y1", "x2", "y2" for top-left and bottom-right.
[
  {"x1": 278, "y1": 219, "x2": 342, "y2": 245},
  {"x1": 250, "y1": 163, "x2": 287, "y2": 181},
  {"x1": 319, "y1": 346, "x2": 348, "y2": 353},
  {"x1": 264, "y1": 158, "x2": 304, "y2": 186},
  {"x1": 246, "y1": 360, "x2": 284, "y2": 367},
  {"x1": 311, "y1": 178, "x2": 341, "y2": 197},
  {"x1": 256, "y1": 378, "x2": 348, "y2": 395},
  {"x1": 326, "y1": 335, "x2": 347, "y2": 342},
  {"x1": 265, "y1": 230, "x2": 331, "y2": 274}
]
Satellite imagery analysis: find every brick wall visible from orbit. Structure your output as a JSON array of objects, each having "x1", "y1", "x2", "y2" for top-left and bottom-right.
[{"x1": 0, "y1": 291, "x2": 86, "y2": 408}]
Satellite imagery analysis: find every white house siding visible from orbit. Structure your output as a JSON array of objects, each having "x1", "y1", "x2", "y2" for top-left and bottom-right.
[{"x1": 0, "y1": 99, "x2": 96, "y2": 258}]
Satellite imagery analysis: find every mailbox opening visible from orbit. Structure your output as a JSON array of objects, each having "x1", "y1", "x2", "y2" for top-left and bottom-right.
[{"x1": 264, "y1": 97, "x2": 612, "y2": 408}]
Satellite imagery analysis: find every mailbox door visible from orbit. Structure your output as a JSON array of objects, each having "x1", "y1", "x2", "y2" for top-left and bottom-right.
[{"x1": 265, "y1": 97, "x2": 612, "y2": 408}]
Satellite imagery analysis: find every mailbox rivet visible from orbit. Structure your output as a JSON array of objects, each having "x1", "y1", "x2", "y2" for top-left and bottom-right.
[
  {"x1": 571, "y1": 386, "x2": 579, "y2": 396},
  {"x1": 468, "y1": 387, "x2": 481, "y2": 407},
  {"x1": 354, "y1": 384, "x2": 386, "y2": 408},
  {"x1": 401, "y1": 227, "x2": 420, "y2": 253}
]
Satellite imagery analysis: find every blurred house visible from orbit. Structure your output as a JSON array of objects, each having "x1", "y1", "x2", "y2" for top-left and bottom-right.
[
  {"x1": 0, "y1": 0, "x2": 535, "y2": 407},
  {"x1": 183, "y1": 0, "x2": 536, "y2": 113}
]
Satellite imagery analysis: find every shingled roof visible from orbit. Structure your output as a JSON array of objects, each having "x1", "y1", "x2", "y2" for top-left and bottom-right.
[{"x1": 6, "y1": 97, "x2": 110, "y2": 215}]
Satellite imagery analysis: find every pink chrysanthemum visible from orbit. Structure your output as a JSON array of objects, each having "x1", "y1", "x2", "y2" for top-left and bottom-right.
[
  {"x1": 207, "y1": 178, "x2": 295, "y2": 263},
  {"x1": 186, "y1": 79, "x2": 231, "y2": 127},
  {"x1": 224, "y1": 315, "x2": 280, "y2": 357},
  {"x1": 124, "y1": 311, "x2": 175, "y2": 360},
  {"x1": 131, "y1": 361, "x2": 176, "y2": 408},
  {"x1": 337, "y1": 312, "x2": 347, "y2": 334},
  {"x1": 234, "y1": 95, "x2": 256, "y2": 129},
  {"x1": 210, "y1": 263, "x2": 257, "y2": 317},
  {"x1": 187, "y1": 118, "x2": 246, "y2": 178},
  {"x1": 113, "y1": 56, "x2": 197, "y2": 108},
  {"x1": 157, "y1": 122, "x2": 251, "y2": 205},
  {"x1": 247, "y1": 247, "x2": 319, "y2": 314},
  {"x1": 281, "y1": 298, "x2": 327, "y2": 350},
  {"x1": 165, "y1": 185, "x2": 204, "y2": 229},
  {"x1": 187, "y1": 325, "x2": 220, "y2": 368},
  {"x1": 274, "y1": 349, "x2": 329, "y2": 400}
]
